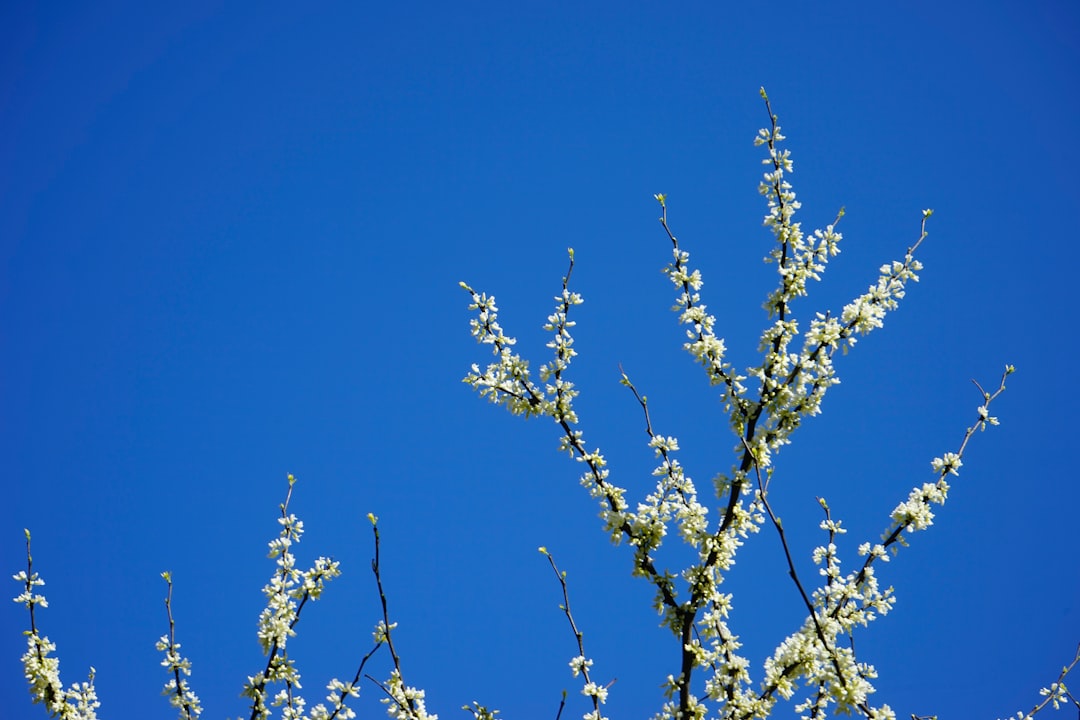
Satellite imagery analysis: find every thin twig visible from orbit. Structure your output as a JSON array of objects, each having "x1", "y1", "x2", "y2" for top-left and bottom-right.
[
  {"x1": 541, "y1": 548, "x2": 612, "y2": 717},
  {"x1": 369, "y1": 516, "x2": 417, "y2": 717},
  {"x1": 741, "y1": 438, "x2": 867, "y2": 716},
  {"x1": 162, "y1": 573, "x2": 199, "y2": 720}
]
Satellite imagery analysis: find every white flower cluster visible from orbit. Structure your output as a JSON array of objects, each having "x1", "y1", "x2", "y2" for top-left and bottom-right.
[
  {"x1": 569, "y1": 654, "x2": 594, "y2": 677},
  {"x1": 462, "y1": 700, "x2": 500, "y2": 720},
  {"x1": 156, "y1": 632, "x2": 202, "y2": 718},
  {"x1": 568, "y1": 655, "x2": 609, "y2": 719},
  {"x1": 382, "y1": 670, "x2": 437, "y2": 720}
]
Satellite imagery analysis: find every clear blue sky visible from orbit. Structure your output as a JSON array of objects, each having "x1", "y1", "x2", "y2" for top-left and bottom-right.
[{"x1": 3, "y1": 3, "x2": 1078, "y2": 718}]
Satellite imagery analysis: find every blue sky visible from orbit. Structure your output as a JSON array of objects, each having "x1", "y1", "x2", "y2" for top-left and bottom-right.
[{"x1": 3, "y1": 2, "x2": 1078, "y2": 718}]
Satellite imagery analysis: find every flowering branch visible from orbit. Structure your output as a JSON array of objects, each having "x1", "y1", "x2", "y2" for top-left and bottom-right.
[
  {"x1": 997, "y1": 643, "x2": 1080, "y2": 719},
  {"x1": 462, "y1": 257, "x2": 687, "y2": 631},
  {"x1": 539, "y1": 546, "x2": 613, "y2": 720},
  {"x1": 829, "y1": 365, "x2": 1016, "y2": 635},
  {"x1": 461, "y1": 91, "x2": 1074, "y2": 720},
  {"x1": 241, "y1": 474, "x2": 345, "y2": 720},
  {"x1": 742, "y1": 438, "x2": 859, "y2": 716},
  {"x1": 14, "y1": 529, "x2": 100, "y2": 720},
  {"x1": 157, "y1": 572, "x2": 202, "y2": 719},
  {"x1": 365, "y1": 513, "x2": 438, "y2": 720}
]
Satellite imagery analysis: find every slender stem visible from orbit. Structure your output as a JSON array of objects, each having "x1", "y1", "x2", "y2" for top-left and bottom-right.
[
  {"x1": 741, "y1": 439, "x2": 867, "y2": 716},
  {"x1": 162, "y1": 574, "x2": 198, "y2": 720},
  {"x1": 542, "y1": 550, "x2": 608, "y2": 717},
  {"x1": 370, "y1": 519, "x2": 417, "y2": 717}
]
